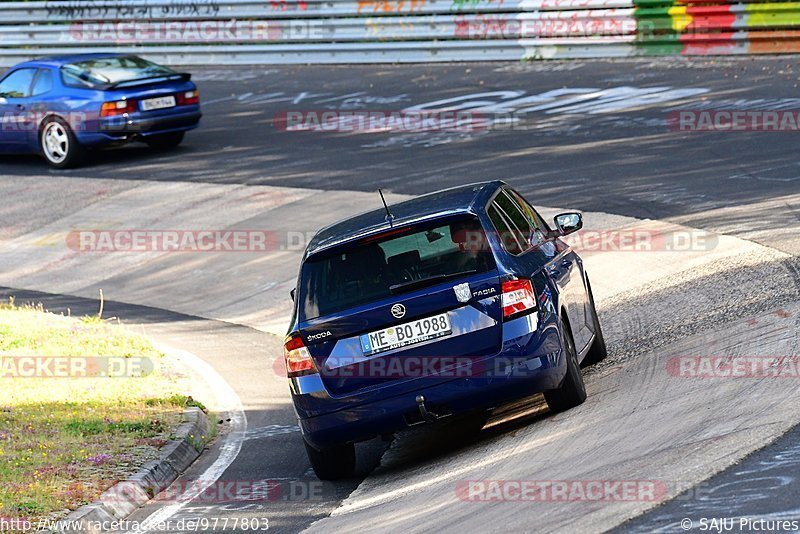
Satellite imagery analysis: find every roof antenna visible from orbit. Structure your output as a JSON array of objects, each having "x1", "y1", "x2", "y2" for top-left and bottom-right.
[{"x1": 379, "y1": 189, "x2": 394, "y2": 227}]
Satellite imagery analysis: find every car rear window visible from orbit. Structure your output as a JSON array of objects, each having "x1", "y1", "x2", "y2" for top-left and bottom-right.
[
  {"x1": 299, "y1": 215, "x2": 496, "y2": 320},
  {"x1": 61, "y1": 56, "x2": 175, "y2": 88}
]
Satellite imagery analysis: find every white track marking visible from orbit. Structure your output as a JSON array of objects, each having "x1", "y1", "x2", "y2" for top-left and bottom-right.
[{"x1": 134, "y1": 342, "x2": 247, "y2": 534}]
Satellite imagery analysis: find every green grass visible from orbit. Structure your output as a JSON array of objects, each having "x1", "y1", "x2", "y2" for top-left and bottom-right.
[{"x1": 0, "y1": 299, "x2": 206, "y2": 526}]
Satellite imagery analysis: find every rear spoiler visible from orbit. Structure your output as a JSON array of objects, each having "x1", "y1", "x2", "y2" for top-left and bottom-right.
[{"x1": 106, "y1": 72, "x2": 192, "y2": 90}]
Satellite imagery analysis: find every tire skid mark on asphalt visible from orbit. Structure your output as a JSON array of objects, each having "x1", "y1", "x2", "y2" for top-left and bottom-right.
[
  {"x1": 667, "y1": 193, "x2": 800, "y2": 257},
  {"x1": 244, "y1": 425, "x2": 301, "y2": 441},
  {"x1": 306, "y1": 307, "x2": 799, "y2": 532},
  {"x1": 617, "y1": 425, "x2": 800, "y2": 532}
]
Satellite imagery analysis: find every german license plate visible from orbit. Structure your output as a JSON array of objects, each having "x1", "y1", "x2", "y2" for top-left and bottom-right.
[
  {"x1": 140, "y1": 96, "x2": 176, "y2": 111},
  {"x1": 360, "y1": 313, "x2": 452, "y2": 356}
]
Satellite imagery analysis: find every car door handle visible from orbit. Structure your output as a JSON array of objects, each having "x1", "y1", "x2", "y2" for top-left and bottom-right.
[{"x1": 15, "y1": 104, "x2": 25, "y2": 111}]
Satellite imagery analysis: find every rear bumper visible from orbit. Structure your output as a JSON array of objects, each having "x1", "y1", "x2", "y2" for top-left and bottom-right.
[
  {"x1": 294, "y1": 313, "x2": 567, "y2": 450},
  {"x1": 76, "y1": 109, "x2": 202, "y2": 145},
  {"x1": 299, "y1": 358, "x2": 564, "y2": 450}
]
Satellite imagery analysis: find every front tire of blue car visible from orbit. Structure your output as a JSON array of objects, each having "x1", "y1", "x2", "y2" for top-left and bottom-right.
[
  {"x1": 40, "y1": 118, "x2": 84, "y2": 169},
  {"x1": 303, "y1": 437, "x2": 356, "y2": 480},
  {"x1": 544, "y1": 319, "x2": 587, "y2": 413}
]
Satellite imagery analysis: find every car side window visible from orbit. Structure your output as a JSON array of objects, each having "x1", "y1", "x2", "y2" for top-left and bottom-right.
[
  {"x1": 61, "y1": 68, "x2": 90, "y2": 88},
  {"x1": 494, "y1": 191, "x2": 533, "y2": 250},
  {"x1": 508, "y1": 189, "x2": 551, "y2": 244},
  {"x1": 488, "y1": 203, "x2": 522, "y2": 255},
  {"x1": 32, "y1": 69, "x2": 54, "y2": 96},
  {"x1": 0, "y1": 69, "x2": 37, "y2": 98}
]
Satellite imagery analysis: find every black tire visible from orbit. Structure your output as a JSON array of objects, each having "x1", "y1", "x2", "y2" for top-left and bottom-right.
[
  {"x1": 40, "y1": 117, "x2": 84, "y2": 169},
  {"x1": 581, "y1": 278, "x2": 608, "y2": 367},
  {"x1": 145, "y1": 131, "x2": 185, "y2": 150},
  {"x1": 544, "y1": 318, "x2": 587, "y2": 413},
  {"x1": 303, "y1": 438, "x2": 356, "y2": 480}
]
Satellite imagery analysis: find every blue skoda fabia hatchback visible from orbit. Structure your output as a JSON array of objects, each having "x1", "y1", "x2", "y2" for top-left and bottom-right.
[
  {"x1": 286, "y1": 181, "x2": 607, "y2": 479},
  {"x1": 0, "y1": 53, "x2": 201, "y2": 168}
]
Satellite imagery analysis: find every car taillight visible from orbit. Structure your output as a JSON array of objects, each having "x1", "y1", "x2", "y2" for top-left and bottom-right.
[
  {"x1": 501, "y1": 278, "x2": 537, "y2": 320},
  {"x1": 284, "y1": 334, "x2": 315, "y2": 376},
  {"x1": 100, "y1": 99, "x2": 137, "y2": 117},
  {"x1": 177, "y1": 90, "x2": 199, "y2": 106}
]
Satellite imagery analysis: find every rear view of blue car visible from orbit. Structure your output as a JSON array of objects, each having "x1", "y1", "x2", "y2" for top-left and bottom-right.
[
  {"x1": 0, "y1": 53, "x2": 201, "y2": 168},
  {"x1": 286, "y1": 181, "x2": 607, "y2": 480}
]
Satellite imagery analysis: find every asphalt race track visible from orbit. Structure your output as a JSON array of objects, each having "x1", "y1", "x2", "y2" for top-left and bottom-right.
[
  {"x1": 4, "y1": 58, "x2": 800, "y2": 240},
  {"x1": 1, "y1": 57, "x2": 799, "y2": 534}
]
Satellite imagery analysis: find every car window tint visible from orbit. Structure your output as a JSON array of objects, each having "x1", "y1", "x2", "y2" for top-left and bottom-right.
[
  {"x1": 496, "y1": 191, "x2": 534, "y2": 244},
  {"x1": 299, "y1": 216, "x2": 495, "y2": 320},
  {"x1": 488, "y1": 204, "x2": 522, "y2": 255},
  {"x1": 32, "y1": 70, "x2": 54, "y2": 96},
  {"x1": 62, "y1": 56, "x2": 175, "y2": 88},
  {"x1": 509, "y1": 189, "x2": 550, "y2": 245},
  {"x1": 493, "y1": 193, "x2": 530, "y2": 250},
  {"x1": 61, "y1": 69, "x2": 91, "y2": 88},
  {"x1": 379, "y1": 225, "x2": 459, "y2": 262},
  {"x1": 0, "y1": 69, "x2": 36, "y2": 98}
]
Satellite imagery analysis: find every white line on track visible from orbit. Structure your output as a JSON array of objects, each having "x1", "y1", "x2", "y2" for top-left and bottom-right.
[{"x1": 134, "y1": 342, "x2": 247, "y2": 534}]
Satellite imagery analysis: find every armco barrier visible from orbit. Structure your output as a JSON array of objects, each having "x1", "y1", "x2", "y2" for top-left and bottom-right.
[{"x1": 0, "y1": 0, "x2": 799, "y2": 66}]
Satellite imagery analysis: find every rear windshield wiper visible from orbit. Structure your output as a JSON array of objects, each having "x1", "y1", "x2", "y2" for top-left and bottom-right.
[{"x1": 389, "y1": 270, "x2": 477, "y2": 295}]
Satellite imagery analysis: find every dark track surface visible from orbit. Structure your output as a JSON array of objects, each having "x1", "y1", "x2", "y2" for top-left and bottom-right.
[
  {"x1": 617, "y1": 422, "x2": 800, "y2": 533},
  {"x1": 2, "y1": 58, "x2": 799, "y2": 223}
]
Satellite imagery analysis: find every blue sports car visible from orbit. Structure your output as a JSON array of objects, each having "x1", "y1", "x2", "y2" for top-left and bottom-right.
[
  {"x1": 0, "y1": 53, "x2": 201, "y2": 168},
  {"x1": 286, "y1": 181, "x2": 607, "y2": 479}
]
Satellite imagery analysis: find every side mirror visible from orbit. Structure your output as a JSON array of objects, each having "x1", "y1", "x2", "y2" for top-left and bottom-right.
[
  {"x1": 289, "y1": 288, "x2": 296, "y2": 302},
  {"x1": 553, "y1": 212, "x2": 583, "y2": 237}
]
